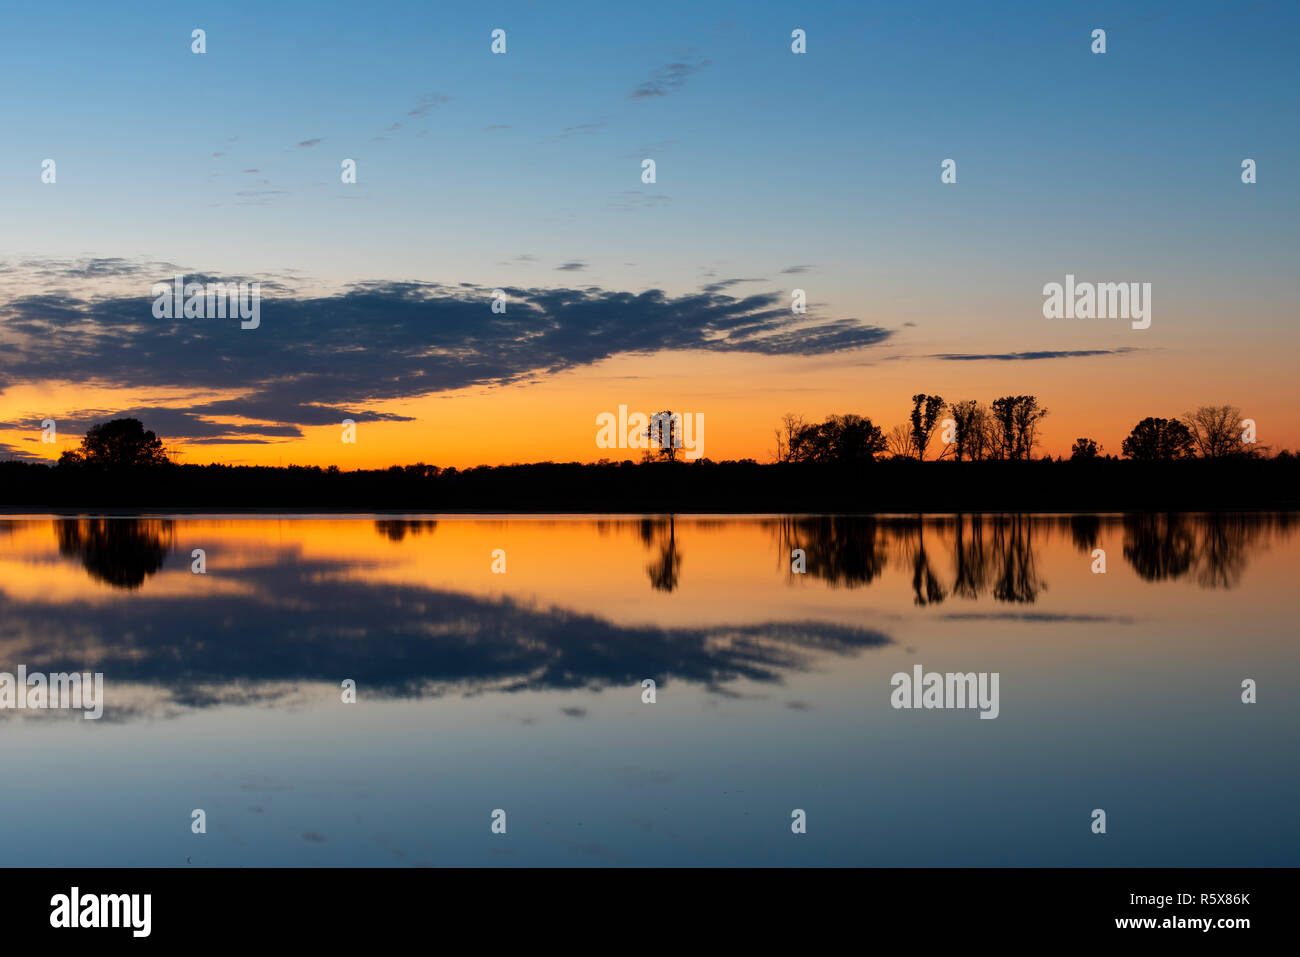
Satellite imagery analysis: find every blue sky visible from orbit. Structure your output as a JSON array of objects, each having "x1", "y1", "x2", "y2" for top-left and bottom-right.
[{"x1": 3, "y1": 0, "x2": 1295, "y2": 294}]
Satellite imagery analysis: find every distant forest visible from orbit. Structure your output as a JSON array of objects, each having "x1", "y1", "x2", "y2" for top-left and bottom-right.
[{"x1": 2, "y1": 408, "x2": 1297, "y2": 511}]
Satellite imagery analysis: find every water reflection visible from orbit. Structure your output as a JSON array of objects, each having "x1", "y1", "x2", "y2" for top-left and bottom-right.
[
  {"x1": 55, "y1": 517, "x2": 174, "y2": 589},
  {"x1": 374, "y1": 519, "x2": 438, "y2": 541},
  {"x1": 776, "y1": 516, "x2": 887, "y2": 586},
  {"x1": 1069, "y1": 514, "x2": 1101, "y2": 552},
  {"x1": 773, "y1": 513, "x2": 1286, "y2": 601},
  {"x1": 0, "y1": 513, "x2": 1292, "y2": 723},
  {"x1": 1122, "y1": 513, "x2": 1260, "y2": 589},
  {"x1": 640, "y1": 516, "x2": 682, "y2": 592}
]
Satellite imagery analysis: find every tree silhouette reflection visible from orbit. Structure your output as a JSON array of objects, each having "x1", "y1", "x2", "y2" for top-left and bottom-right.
[{"x1": 55, "y1": 518, "x2": 174, "y2": 590}]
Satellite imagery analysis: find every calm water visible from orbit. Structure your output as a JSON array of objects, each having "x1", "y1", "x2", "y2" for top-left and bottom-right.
[{"x1": 0, "y1": 513, "x2": 1295, "y2": 866}]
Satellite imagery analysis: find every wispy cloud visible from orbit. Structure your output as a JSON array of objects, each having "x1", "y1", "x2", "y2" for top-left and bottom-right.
[
  {"x1": 627, "y1": 139, "x2": 679, "y2": 158},
  {"x1": 607, "y1": 191, "x2": 670, "y2": 211},
  {"x1": 630, "y1": 51, "x2": 710, "y2": 99},
  {"x1": 702, "y1": 278, "x2": 765, "y2": 293},
  {"x1": 0, "y1": 440, "x2": 45, "y2": 462},
  {"x1": 927, "y1": 349, "x2": 1137, "y2": 361},
  {"x1": 296, "y1": 138, "x2": 323, "y2": 149},
  {"x1": 558, "y1": 120, "x2": 607, "y2": 139},
  {"x1": 407, "y1": 94, "x2": 450, "y2": 117}
]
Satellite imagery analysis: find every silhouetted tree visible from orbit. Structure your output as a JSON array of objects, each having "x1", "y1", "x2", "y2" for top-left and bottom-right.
[
  {"x1": 58, "y1": 418, "x2": 171, "y2": 468},
  {"x1": 909, "y1": 394, "x2": 946, "y2": 461},
  {"x1": 948, "y1": 400, "x2": 991, "y2": 461},
  {"x1": 989, "y1": 396, "x2": 1048, "y2": 460},
  {"x1": 1121, "y1": 417, "x2": 1195, "y2": 460},
  {"x1": 644, "y1": 411, "x2": 681, "y2": 462},
  {"x1": 1070, "y1": 438, "x2": 1102, "y2": 460},
  {"x1": 773, "y1": 413, "x2": 807, "y2": 463},
  {"x1": 789, "y1": 414, "x2": 886, "y2": 464},
  {"x1": 884, "y1": 424, "x2": 915, "y2": 460},
  {"x1": 1184, "y1": 405, "x2": 1243, "y2": 459}
]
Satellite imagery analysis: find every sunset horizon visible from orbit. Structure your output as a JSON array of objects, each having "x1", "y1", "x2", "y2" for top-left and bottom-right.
[
  {"x1": 0, "y1": 0, "x2": 1295, "y2": 934},
  {"x1": 3, "y1": 269, "x2": 1293, "y2": 470}
]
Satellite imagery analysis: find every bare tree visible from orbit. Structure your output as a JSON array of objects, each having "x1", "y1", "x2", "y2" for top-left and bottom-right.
[
  {"x1": 885, "y1": 424, "x2": 915, "y2": 459},
  {"x1": 773, "y1": 412, "x2": 807, "y2": 463},
  {"x1": 1183, "y1": 405, "x2": 1243, "y2": 459}
]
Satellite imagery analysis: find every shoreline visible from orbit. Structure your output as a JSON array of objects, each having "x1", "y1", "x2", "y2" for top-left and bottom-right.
[{"x1": 4, "y1": 458, "x2": 1298, "y2": 513}]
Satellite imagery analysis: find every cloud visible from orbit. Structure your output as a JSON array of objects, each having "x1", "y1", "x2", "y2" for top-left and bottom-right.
[
  {"x1": 701, "y1": 278, "x2": 765, "y2": 293},
  {"x1": 607, "y1": 191, "x2": 670, "y2": 211},
  {"x1": 0, "y1": 265, "x2": 895, "y2": 428},
  {"x1": 555, "y1": 261, "x2": 587, "y2": 271},
  {"x1": 558, "y1": 120, "x2": 606, "y2": 138},
  {"x1": 407, "y1": 94, "x2": 450, "y2": 117},
  {"x1": 627, "y1": 139, "x2": 679, "y2": 158},
  {"x1": 0, "y1": 406, "x2": 304, "y2": 443},
  {"x1": 296, "y1": 138, "x2": 323, "y2": 148},
  {"x1": 630, "y1": 52, "x2": 710, "y2": 99},
  {"x1": 938, "y1": 612, "x2": 1135, "y2": 623},
  {"x1": 0, "y1": 441, "x2": 45, "y2": 462},
  {"x1": 927, "y1": 348, "x2": 1136, "y2": 361},
  {"x1": 0, "y1": 538, "x2": 895, "y2": 716},
  {"x1": 781, "y1": 265, "x2": 813, "y2": 274},
  {"x1": 12, "y1": 257, "x2": 181, "y2": 281}
]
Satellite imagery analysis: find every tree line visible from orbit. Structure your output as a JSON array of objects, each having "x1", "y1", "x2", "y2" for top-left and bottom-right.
[
  {"x1": 17, "y1": 404, "x2": 1287, "y2": 476},
  {"x1": 773, "y1": 397, "x2": 1275, "y2": 464}
]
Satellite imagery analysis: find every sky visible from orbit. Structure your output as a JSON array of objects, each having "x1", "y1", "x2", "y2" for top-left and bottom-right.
[{"x1": 0, "y1": 0, "x2": 1297, "y2": 467}]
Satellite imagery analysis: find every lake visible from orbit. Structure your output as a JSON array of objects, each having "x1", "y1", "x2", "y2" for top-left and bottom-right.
[{"x1": 0, "y1": 513, "x2": 1295, "y2": 866}]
